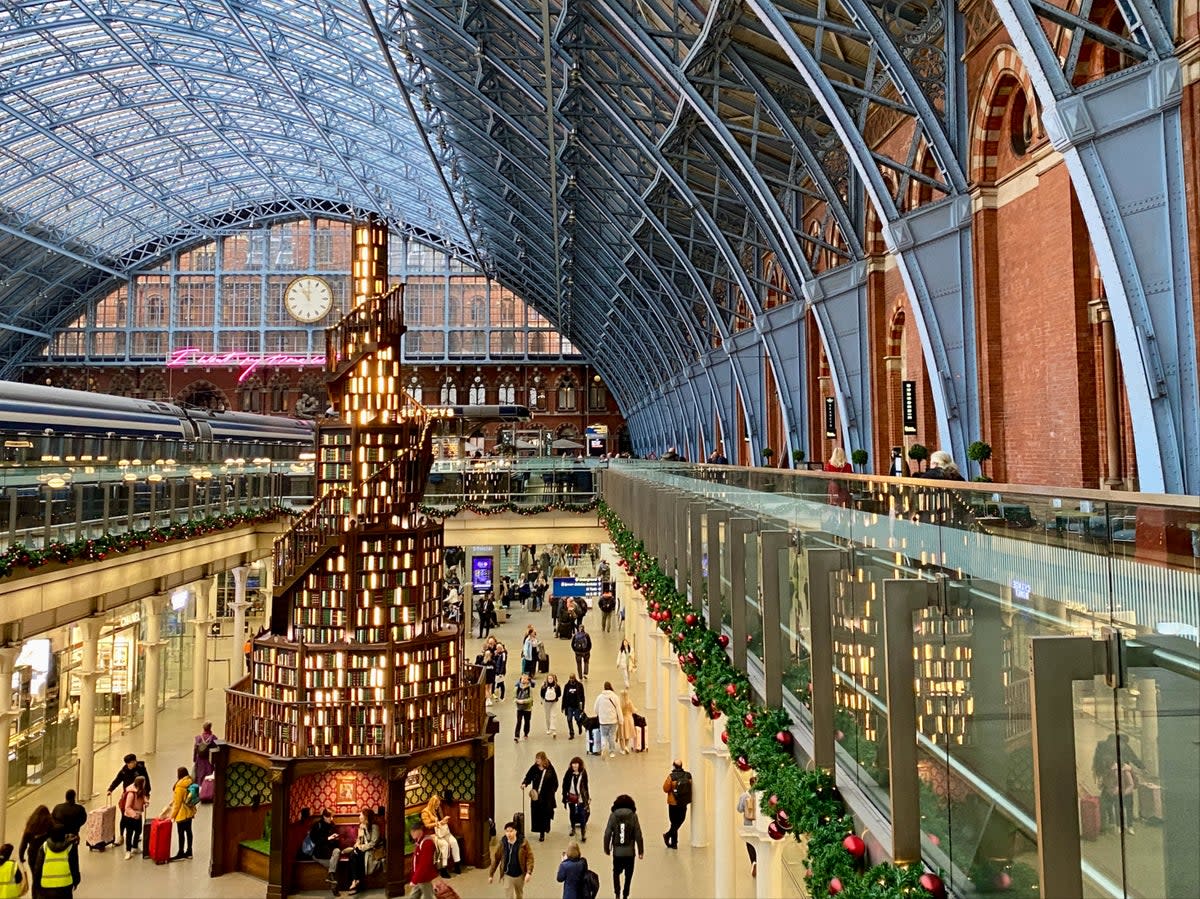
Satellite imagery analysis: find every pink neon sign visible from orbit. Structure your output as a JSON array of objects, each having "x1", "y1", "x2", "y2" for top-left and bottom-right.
[{"x1": 166, "y1": 348, "x2": 325, "y2": 382}]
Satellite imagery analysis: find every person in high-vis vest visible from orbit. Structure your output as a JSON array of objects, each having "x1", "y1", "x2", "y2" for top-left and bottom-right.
[
  {"x1": 0, "y1": 843, "x2": 24, "y2": 899},
  {"x1": 36, "y1": 827, "x2": 79, "y2": 898}
]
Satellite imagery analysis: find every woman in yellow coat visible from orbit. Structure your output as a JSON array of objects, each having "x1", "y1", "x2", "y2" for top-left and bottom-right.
[
  {"x1": 420, "y1": 795, "x2": 462, "y2": 877},
  {"x1": 160, "y1": 766, "x2": 196, "y2": 860}
]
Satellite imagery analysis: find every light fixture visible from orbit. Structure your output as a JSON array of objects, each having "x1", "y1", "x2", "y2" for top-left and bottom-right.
[
  {"x1": 46, "y1": 476, "x2": 66, "y2": 489},
  {"x1": 147, "y1": 473, "x2": 163, "y2": 483},
  {"x1": 123, "y1": 473, "x2": 137, "y2": 482}
]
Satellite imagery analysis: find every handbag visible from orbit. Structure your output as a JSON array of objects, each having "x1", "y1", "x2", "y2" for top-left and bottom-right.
[{"x1": 529, "y1": 768, "x2": 547, "y2": 802}]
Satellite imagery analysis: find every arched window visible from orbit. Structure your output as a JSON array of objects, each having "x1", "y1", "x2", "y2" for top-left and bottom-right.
[
  {"x1": 406, "y1": 376, "x2": 423, "y2": 404},
  {"x1": 440, "y1": 377, "x2": 458, "y2": 405},
  {"x1": 556, "y1": 375, "x2": 577, "y2": 411},
  {"x1": 497, "y1": 376, "x2": 516, "y2": 405},
  {"x1": 468, "y1": 376, "x2": 487, "y2": 405}
]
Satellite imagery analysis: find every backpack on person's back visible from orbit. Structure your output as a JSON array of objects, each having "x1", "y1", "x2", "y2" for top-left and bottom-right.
[
  {"x1": 572, "y1": 631, "x2": 591, "y2": 653},
  {"x1": 672, "y1": 772, "x2": 693, "y2": 805}
]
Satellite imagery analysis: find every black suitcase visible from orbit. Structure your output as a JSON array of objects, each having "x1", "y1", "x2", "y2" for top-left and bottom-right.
[
  {"x1": 537, "y1": 652, "x2": 550, "y2": 674},
  {"x1": 556, "y1": 617, "x2": 574, "y2": 639},
  {"x1": 584, "y1": 715, "x2": 601, "y2": 755},
  {"x1": 142, "y1": 820, "x2": 152, "y2": 858}
]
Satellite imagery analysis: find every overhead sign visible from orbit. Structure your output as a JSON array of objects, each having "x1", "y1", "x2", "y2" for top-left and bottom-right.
[{"x1": 166, "y1": 347, "x2": 325, "y2": 382}]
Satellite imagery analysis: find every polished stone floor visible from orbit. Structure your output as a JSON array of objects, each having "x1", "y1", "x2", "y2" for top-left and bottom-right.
[{"x1": 4, "y1": 550, "x2": 754, "y2": 899}]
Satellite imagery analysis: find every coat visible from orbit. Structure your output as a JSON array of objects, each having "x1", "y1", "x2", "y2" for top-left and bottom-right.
[
  {"x1": 557, "y1": 856, "x2": 589, "y2": 899},
  {"x1": 522, "y1": 763, "x2": 559, "y2": 833},
  {"x1": 603, "y1": 805, "x2": 643, "y2": 858},
  {"x1": 489, "y1": 836, "x2": 535, "y2": 878},
  {"x1": 561, "y1": 680, "x2": 586, "y2": 712}
]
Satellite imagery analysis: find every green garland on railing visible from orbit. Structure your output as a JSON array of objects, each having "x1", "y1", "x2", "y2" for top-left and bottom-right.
[
  {"x1": 0, "y1": 506, "x2": 292, "y2": 580},
  {"x1": 419, "y1": 498, "x2": 599, "y2": 518},
  {"x1": 599, "y1": 500, "x2": 944, "y2": 899}
]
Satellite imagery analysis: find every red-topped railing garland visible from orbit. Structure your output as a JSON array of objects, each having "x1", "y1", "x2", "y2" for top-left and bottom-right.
[{"x1": 598, "y1": 500, "x2": 944, "y2": 899}]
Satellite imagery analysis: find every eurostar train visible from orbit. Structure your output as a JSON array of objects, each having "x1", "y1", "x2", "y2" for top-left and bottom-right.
[{"x1": 0, "y1": 380, "x2": 532, "y2": 466}]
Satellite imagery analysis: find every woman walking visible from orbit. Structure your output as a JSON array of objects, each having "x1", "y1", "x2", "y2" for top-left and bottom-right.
[
  {"x1": 615, "y1": 639, "x2": 635, "y2": 689},
  {"x1": 540, "y1": 673, "x2": 563, "y2": 737},
  {"x1": 119, "y1": 775, "x2": 149, "y2": 858},
  {"x1": 560, "y1": 757, "x2": 591, "y2": 841},
  {"x1": 521, "y1": 751, "x2": 559, "y2": 842},
  {"x1": 618, "y1": 689, "x2": 638, "y2": 754},
  {"x1": 493, "y1": 643, "x2": 509, "y2": 702},
  {"x1": 19, "y1": 805, "x2": 54, "y2": 888}
]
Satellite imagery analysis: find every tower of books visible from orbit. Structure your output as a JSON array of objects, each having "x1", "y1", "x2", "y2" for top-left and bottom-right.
[{"x1": 218, "y1": 218, "x2": 492, "y2": 899}]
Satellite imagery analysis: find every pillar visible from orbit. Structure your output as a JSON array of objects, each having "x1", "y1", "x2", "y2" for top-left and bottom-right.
[
  {"x1": 192, "y1": 576, "x2": 216, "y2": 720},
  {"x1": 261, "y1": 560, "x2": 274, "y2": 632},
  {"x1": 656, "y1": 635, "x2": 672, "y2": 744},
  {"x1": 0, "y1": 646, "x2": 19, "y2": 840},
  {"x1": 710, "y1": 752, "x2": 737, "y2": 899},
  {"x1": 75, "y1": 618, "x2": 102, "y2": 800},
  {"x1": 142, "y1": 598, "x2": 164, "y2": 756},
  {"x1": 687, "y1": 707, "x2": 710, "y2": 847},
  {"x1": 672, "y1": 672, "x2": 690, "y2": 767},
  {"x1": 753, "y1": 834, "x2": 785, "y2": 899},
  {"x1": 230, "y1": 566, "x2": 249, "y2": 684},
  {"x1": 642, "y1": 607, "x2": 657, "y2": 712}
]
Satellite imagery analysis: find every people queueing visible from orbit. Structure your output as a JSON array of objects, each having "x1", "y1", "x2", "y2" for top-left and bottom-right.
[
  {"x1": 662, "y1": 759, "x2": 693, "y2": 849},
  {"x1": 489, "y1": 821, "x2": 535, "y2": 899},
  {"x1": 520, "y1": 751, "x2": 559, "y2": 843},
  {"x1": 603, "y1": 794, "x2": 644, "y2": 899}
]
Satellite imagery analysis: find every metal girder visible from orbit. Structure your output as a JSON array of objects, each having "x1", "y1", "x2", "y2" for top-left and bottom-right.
[{"x1": 990, "y1": 0, "x2": 1197, "y2": 492}]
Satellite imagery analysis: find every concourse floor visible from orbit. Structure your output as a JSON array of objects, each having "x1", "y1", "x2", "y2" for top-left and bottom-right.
[{"x1": 5, "y1": 567, "x2": 748, "y2": 899}]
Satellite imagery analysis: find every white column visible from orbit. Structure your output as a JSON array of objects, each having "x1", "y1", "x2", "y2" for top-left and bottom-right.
[
  {"x1": 230, "y1": 565, "x2": 249, "y2": 685},
  {"x1": 709, "y1": 751, "x2": 737, "y2": 899},
  {"x1": 642, "y1": 612, "x2": 657, "y2": 712},
  {"x1": 753, "y1": 834, "x2": 785, "y2": 899},
  {"x1": 142, "y1": 598, "x2": 164, "y2": 756},
  {"x1": 0, "y1": 647, "x2": 20, "y2": 841},
  {"x1": 656, "y1": 638, "x2": 672, "y2": 745},
  {"x1": 688, "y1": 707, "x2": 710, "y2": 847},
  {"x1": 75, "y1": 618, "x2": 102, "y2": 800},
  {"x1": 261, "y1": 560, "x2": 274, "y2": 631},
  {"x1": 671, "y1": 673, "x2": 690, "y2": 767},
  {"x1": 192, "y1": 576, "x2": 216, "y2": 719}
]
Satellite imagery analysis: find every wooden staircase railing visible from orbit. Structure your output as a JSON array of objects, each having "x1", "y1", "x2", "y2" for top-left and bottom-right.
[
  {"x1": 325, "y1": 286, "x2": 406, "y2": 383},
  {"x1": 272, "y1": 487, "x2": 348, "y2": 597}
]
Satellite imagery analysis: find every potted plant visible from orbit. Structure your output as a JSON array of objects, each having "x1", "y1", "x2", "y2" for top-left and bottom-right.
[
  {"x1": 760, "y1": 447, "x2": 775, "y2": 467},
  {"x1": 968, "y1": 441, "x2": 993, "y2": 481},
  {"x1": 791, "y1": 448, "x2": 806, "y2": 469},
  {"x1": 851, "y1": 448, "x2": 868, "y2": 473},
  {"x1": 907, "y1": 443, "x2": 928, "y2": 472}
]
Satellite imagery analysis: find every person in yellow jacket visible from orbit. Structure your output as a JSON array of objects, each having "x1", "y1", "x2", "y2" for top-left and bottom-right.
[
  {"x1": 160, "y1": 766, "x2": 196, "y2": 860},
  {"x1": 0, "y1": 843, "x2": 25, "y2": 899},
  {"x1": 36, "y1": 828, "x2": 79, "y2": 898}
]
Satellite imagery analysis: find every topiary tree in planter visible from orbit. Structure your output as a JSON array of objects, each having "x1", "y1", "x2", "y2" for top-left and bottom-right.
[
  {"x1": 851, "y1": 448, "x2": 868, "y2": 473},
  {"x1": 791, "y1": 448, "x2": 805, "y2": 468},
  {"x1": 760, "y1": 446, "x2": 775, "y2": 467},
  {"x1": 968, "y1": 440, "x2": 993, "y2": 481},
  {"x1": 907, "y1": 443, "x2": 928, "y2": 472}
]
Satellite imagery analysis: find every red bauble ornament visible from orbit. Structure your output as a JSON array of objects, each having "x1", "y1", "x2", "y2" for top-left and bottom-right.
[
  {"x1": 743, "y1": 712, "x2": 755, "y2": 728},
  {"x1": 685, "y1": 613, "x2": 697, "y2": 626},
  {"x1": 717, "y1": 634, "x2": 730, "y2": 648},
  {"x1": 720, "y1": 731, "x2": 729, "y2": 744},
  {"x1": 828, "y1": 877, "x2": 843, "y2": 895},
  {"x1": 775, "y1": 730, "x2": 794, "y2": 749},
  {"x1": 918, "y1": 873, "x2": 946, "y2": 899},
  {"x1": 767, "y1": 821, "x2": 785, "y2": 841},
  {"x1": 709, "y1": 703, "x2": 722, "y2": 720},
  {"x1": 651, "y1": 600, "x2": 660, "y2": 611},
  {"x1": 673, "y1": 633, "x2": 685, "y2": 644},
  {"x1": 995, "y1": 872, "x2": 1013, "y2": 890},
  {"x1": 775, "y1": 809, "x2": 790, "y2": 829},
  {"x1": 834, "y1": 729, "x2": 845, "y2": 742},
  {"x1": 725, "y1": 684, "x2": 738, "y2": 697},
  {"x1": 841, "y1": 834, "x2": 866, "y2": 858},
  {"x1": 686, "y1": 674, "x2": 696, "y2": 684},
  {"x1": 735, "y1": 755, "x2": 750, "y2": 771},
  {"x1": 927, "y1": 833, "x2": 941, "y2": 847},
  {"x1": 768, "y1": 794, "x2": 778, "y2": 807},
  {"x1": 690, "y1": 694, "x2": 702, "y2": 707}
]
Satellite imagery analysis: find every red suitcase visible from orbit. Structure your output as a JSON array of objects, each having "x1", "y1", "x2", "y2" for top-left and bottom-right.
[
  {"x1": 1079, "y1": 790, "x2": 1101, "y2": 841},
  {"x1": 149, "y1": 817, "x2": 174, "y2": 864}
]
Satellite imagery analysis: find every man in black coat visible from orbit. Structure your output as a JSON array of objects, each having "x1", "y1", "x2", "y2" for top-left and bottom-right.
[
  {"x1": 51, "y1": 789, "x2": 88, "y2": 839},
  {"x1": 106, "y1": 753, "x2": 152, "y2": 798}
]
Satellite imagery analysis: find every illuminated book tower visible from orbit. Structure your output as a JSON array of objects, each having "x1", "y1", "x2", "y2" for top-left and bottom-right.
[{"x1": 243, "y1": 218, "x2": 475, "y2": 758}]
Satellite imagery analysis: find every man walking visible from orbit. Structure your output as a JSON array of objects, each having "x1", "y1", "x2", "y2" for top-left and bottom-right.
[
  {"x1": 598, "y1": 589, "x2": 617, "y2": 633},
  {"x1": 571, "y1": 625, "x2": 592, "y2": 679},
  {"x1": 603, "y1": 794, "x2": 644, "y2": 899},
  {"x1": 662, "y1": 760, "x2": 693, "y2": 848},
  {"x1": 488, "y1": 821, "x2": 534, "y2": 899},
  {"x1": 593, "y1": 682, "x2": 622, "y2": 759},
  {"x1": 50, "y1": 790, "x2": 88, "y2": 840}
]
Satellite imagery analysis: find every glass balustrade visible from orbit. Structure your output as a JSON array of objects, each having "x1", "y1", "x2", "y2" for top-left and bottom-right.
[{"x1": 602, "y1": 461, "x2": 1200, "y2": 899}]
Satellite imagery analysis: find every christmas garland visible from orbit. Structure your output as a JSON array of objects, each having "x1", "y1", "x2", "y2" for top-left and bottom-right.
[
  {"x1": 419, "y1": 498, "x2": 599, "y2": 518},
  {"x1": 0, "y1": 506, "x2": 292, "y2": 580},
  {"x1": 599, "y1": 501, "x2": 944, "y2": 899}
]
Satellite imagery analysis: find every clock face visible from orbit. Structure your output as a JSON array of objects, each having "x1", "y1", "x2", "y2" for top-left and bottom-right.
[{"x1": 284, "y1": 276, "x2": 334, "y2": 323}]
